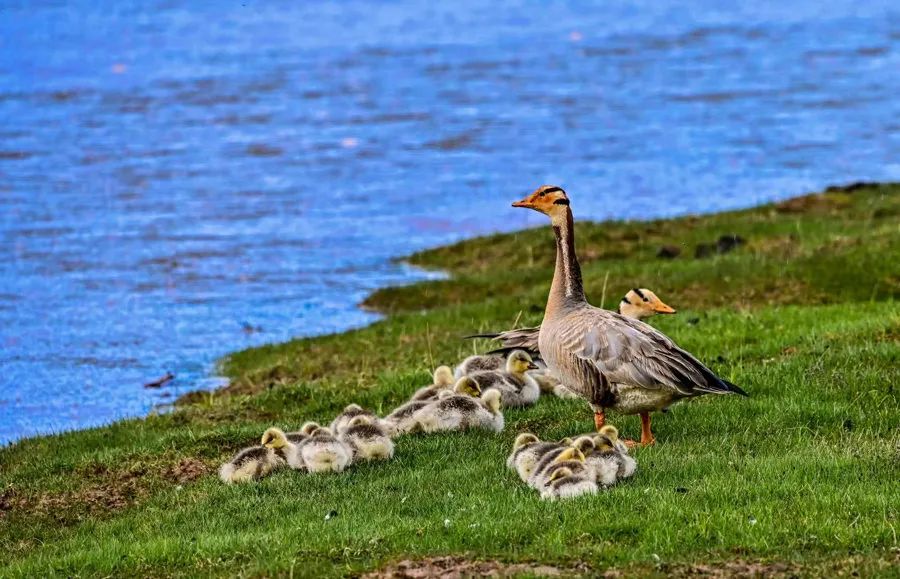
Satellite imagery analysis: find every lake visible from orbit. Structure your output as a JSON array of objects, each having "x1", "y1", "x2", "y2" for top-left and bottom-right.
[{"x1": 1, "y1": 0, "x2": 897, "y2": 443}]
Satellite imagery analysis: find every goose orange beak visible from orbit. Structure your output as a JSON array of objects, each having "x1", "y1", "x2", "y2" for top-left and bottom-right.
[
  {"x1": 652, "y1": 301, "x2": 677, "y2": 314},
  {"x1": 512, "y1": 198, "x2": 534, "y2": 209}
]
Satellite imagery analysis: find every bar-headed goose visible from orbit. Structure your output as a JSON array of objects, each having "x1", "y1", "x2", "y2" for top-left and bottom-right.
[{"x1": 511, "y1": 185, "x2": 747, "y2": 445}]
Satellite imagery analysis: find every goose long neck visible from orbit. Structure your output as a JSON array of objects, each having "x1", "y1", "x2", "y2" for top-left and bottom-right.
[{"x1": 547, "y1": 208, "x2": 586, "y2": 314}]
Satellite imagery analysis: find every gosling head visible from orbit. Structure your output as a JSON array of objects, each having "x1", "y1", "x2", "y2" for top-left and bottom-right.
[
  {"x1": 347, "y1": 415, "x2": 373, "y2": 428},
  {"x1": 433, "y1": 365, "x2": 454, "y2": 387},
  {"x1": 513, "y1": 433, "x2": 540, "y2": 450},
  {"x1": 592, "y1": 434, "x2": 616, "y2": 453},
  {"x1": 553, "y1": 446, "x2": 586, "y2": 464},
  {"x1": 482, "y1": 388, "x2": 502, "y2": 414},
  {"x1": 506, "y1": 350, "x2": 539, "y2": 375},
  {"x1": 548, "y1": 466, "x2": 574, "y2": 483},
  {"x1": 454, "y1": 376, "x2": 482, "y2": 398},
  {"x1": 343, "y1": 403, "x2": 364, "y2": 413},
  {"x1": 572, "y1": 435, "x2": 596, "y2": 455},
  {"x1": 512, "y1": 185, "x2": 570, "y2": 223},
  {"x1": 261, "y1": 427, "x2": 288, "y2": 449},
  {"x1": 598, "y1": 425, "x2": 620, "y2": 442},
  {"x1": 619, "y1": 288, "x2": 676, "y2": 319},
  {"x1": 300, "y1": 421, "x2": 322, "y2": 436}
]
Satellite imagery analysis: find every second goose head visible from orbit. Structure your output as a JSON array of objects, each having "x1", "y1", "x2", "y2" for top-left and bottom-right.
[{"x1": 619, "y1": 288, "x2": 676, "y2": 319}]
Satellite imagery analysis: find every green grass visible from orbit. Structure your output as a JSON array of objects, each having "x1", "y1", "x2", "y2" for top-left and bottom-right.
[{"x1": 1, "y1": 183, "x2": 899, "y2": 577}]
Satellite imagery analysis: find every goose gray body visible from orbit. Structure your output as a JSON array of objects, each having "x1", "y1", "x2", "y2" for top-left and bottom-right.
[{"x1": 512, "y1": 185, "x2": 746, "y2": 443}]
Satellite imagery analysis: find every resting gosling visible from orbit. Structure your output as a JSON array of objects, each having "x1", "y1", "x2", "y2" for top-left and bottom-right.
[
  {"x1": 540, "y1": 465, "x2": 599, "y2": 501},
  {"x1": 338, "y1": 415, "x2": 395, "y2": 462},
  {"x1": 330, "y1": 404, "x2": 396, "y2": 437},
  {"x1": 409, "y1": 385, "x2": 504, "y2": 433},
  {"x1": 528, "y1": 447, "x2": 586, "y2": 490},
  {"x1": 410, "y1": 366, "x2": 456, "y2": 401},
  {"x1": 600, "y1": 425, "x2": 637, "y2": 479},
  {"x1": 468, "y1": 350, "x2": 540, "y2": 408},
  {"x1": 507, "y1": 433, "x2": 572, "y2": 483},
  {"x1": 297, "y1": 424, "x2": 352, "y2": 473},
  {"x1": 219, "y1": 444, "x2": 285, "y2": 484},
  {"x1": 261, "y1": 427, "x2": 305, "y2": 470}
]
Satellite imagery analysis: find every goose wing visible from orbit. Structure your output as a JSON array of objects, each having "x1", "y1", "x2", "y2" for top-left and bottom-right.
[
  {"x1": 557, "y1": 307, "x2": 746, "y2": 397},
  {"x1": 465, "y1": 327, "x2": 541, "y2": 358}
]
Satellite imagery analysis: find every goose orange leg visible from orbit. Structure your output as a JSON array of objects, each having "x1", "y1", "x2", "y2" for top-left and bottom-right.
[
  {"x1": 639, "y1": 412, "x2": 656, "y2": 446},
  {"x1": 593, "y1": 409, "x2": 606, "y2": 430}
]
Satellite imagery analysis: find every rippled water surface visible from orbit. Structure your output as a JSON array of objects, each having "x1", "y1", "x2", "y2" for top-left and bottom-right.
[{"x1": 1, "y1": 1, "x2": 898, "y2": 443}]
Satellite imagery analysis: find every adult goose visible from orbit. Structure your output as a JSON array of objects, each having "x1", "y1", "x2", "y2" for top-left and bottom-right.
[
  {"x1": 469, "y1": 287, "x2": 676, "y2": 360},
  {"x1": 511, "y1": 185, "x2": 747, "y2": 445}
]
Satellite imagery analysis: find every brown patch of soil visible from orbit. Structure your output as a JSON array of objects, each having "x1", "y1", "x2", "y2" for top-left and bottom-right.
[
  {"x1": 363, "y1": 556, "x2": 588, "y2": 578},
  {"x1": 774, "y1": 192, "x2": 851, "y2": 214},
  {"x1": 163, "y1": 457, "x2": 212, "y2": 484}
]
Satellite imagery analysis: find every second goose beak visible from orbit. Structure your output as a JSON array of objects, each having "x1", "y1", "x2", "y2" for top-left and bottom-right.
[
  {"x1": 653, "y1": 301, "x2": 677, "y2": 314},
  {"x1": 512, "y1": 199, "x2": 533, "y2": 208}
]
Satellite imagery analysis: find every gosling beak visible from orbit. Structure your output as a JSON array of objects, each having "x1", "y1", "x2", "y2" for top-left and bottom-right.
[
  {"x1": 652, "y1": 301, "x2": 677, "y2": 314},
  {"x1": 527, "y1": 362, "x2": 540, "y2": 370}
]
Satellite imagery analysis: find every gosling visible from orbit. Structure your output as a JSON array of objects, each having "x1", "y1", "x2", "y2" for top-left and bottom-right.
[
  {"x1": 409, "y1": 366, "x2": 456, "y2": 401},
  {"x1": 409, "y1": 383, "x2": 504, "y2": 433},
  {"x1": 261, "y1": 427, "x2": 305, "y2": 470},
  {"x1": 330, "y1": 404, "x2": 396, "y2": 437},
  {"x1": 467, "y1": 350, "x2": 540, "y2": 408},
  {"x1": 527, "y1": 446, "x2": 585, "y2": 490},
  {"x1": 507, "y1": 433, "x2": 572, "y2": 484},
  {"x1": 296, "y1": 423, "x2": 352, "y2": 473},
  {"x1": 338, "y1": 415, "x2": 395, "y2": 462},
  {"x1": 219, "y1": 444, "x2": 285, "y2": 484},
  {"x1": 540, "y1": 465, "x2": 599, "y2": 501}
]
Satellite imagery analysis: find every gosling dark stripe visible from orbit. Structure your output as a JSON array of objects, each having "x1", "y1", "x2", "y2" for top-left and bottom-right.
[
  {"x1": 633, "y1": 288, "x2": 647, "y2": 301},
  {"x1": 553, "y1": 198, "x2": 569, "y2": 205},
  {"x1": 541, "y1": 186, "x2": 564, "y2": 195}
]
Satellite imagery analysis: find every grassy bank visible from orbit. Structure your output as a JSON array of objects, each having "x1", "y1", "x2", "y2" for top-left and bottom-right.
[{"x1": 1, "y1": 183, "x2": 898, "y2": 577}]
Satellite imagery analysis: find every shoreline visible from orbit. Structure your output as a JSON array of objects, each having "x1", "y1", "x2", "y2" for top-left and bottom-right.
[{"x1": 2, "y1": 182, "x2": 898, "y2": 577}]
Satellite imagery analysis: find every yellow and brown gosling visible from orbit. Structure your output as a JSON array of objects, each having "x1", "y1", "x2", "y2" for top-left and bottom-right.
[
  {"x1": 297, "y1": 424, "x2": 352, "y2": 473},
  {"x1": 599, "y1": 425, "x2": 636, "y2": 479},
  {"x1": 506, "y1": 433, "x2": 572, "y2": 484},
  {"x1": 410, "y1": 365, "x2": 459, "y2": 401},
  {"x1": 219, "y1": 443, "x2": 285, "y2": 484},
  {"x1": 527, "y1": 446, "x2": 586, "y2": 490},
  {"x1": 467, "y1": 350, "x2": 540, "y2": 408},
  {"x1": 539, "y1": 464, "x2": 598, "y2": 501},
  {"x1": 408, "y1": 385, "x2": 504, "y2": 434},
  {"x1": 337, "y1": 415, "x2": 395, "y2": 462},
  {"x1": 329, "y1": 404, "x2": 396, "y2": 437},
  {"x1": 261, "y1": 427, "x2": 304, "y2": 470}
]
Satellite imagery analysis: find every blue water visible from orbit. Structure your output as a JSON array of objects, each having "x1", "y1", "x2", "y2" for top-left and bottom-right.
[{"x1": 1, "y1": 1, "x2": 898, "y2": 443}]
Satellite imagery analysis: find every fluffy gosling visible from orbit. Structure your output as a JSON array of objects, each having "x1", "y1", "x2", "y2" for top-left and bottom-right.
[
  {"x1": 507, "y1": 433, "x2": 571, "y2": 484},
  {"x1": 410, "y1": 366, "x2": 456, "y2": 401},
  {"x1": 409, "y1": 384, "x2": 504, "y2": 433},
  {"x1": 297, "y1": 424, "x2": 352, "y2": 473},
  {"x1": 527, "y1": 446, "x2": 585, "y2": 490},
  {"x1": 599, "y1": 425, "x2": 637, "y2": 479},
  {"x1": 540, "y1": 465, "x2": 599, "y2": 501},
  {"x1": 468, "y1": 350, "x2": 540, "y2": 408},
  {"x1": 219, "y1": 444, "x2": 285, "y2": 484},
  {"x1": 329, "y1": 404, "x2": 396, "y2": 437},
  {"x1": 261, "y1": 427, "x2": 305, "y2": 470},
  {"x1": 338, "y1": 415, "x2": 395, "y2": 462}
]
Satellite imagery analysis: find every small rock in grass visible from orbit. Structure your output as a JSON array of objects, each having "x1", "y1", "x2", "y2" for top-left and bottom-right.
[{"x1": 656, "y1": 245, "x2": 681, "y2": 259}]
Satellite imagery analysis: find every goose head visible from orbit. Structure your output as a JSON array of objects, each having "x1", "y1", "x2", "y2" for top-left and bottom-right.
[
  {"x1": 506, "y1": 350, "x2": 539, "y2": 375},
  {"x1": 619, "y1": 288, "x2": 676, "y2": 319},
  {"x1": 512, "y1": 185, "x2": 569, "y2": 222}
]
